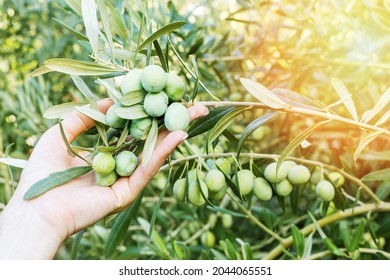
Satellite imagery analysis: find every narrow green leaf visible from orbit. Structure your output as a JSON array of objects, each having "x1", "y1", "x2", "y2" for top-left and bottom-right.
[
  {"x1": 0, "y1": 158, "x2": 28, "y2": 169},
  {"x1": 361, "y1": 87, "x2": 390, "y2": 123},
  {"x1": 376, "y1": 181, "x2": 390, "y2": 200},
  {"x1": 120, "y1": 91, "x2": 146, "y2": 106},
  {"x1": 350, "y1": 220, "x2": 365, "y2": 252},
  {"x1": 149, "y1": 169, "x2": 172, "y2": 236},
  {"x1": 236, "y1": 238, "x2": 253, "y2": 260},
  {"x1": 82, "y1": 0, "x2": 99, "y2": 54},
  {"x1": 24, "y1": 166, "x2": 92, "y2": 200},
  {"x1": 52, "y1": 18, "x2": 88, "y2": 40},
  {"x1": 362, "y1": 168, "x2": 390, "y2": 181},
  {"x1": 237, "y1": 112, "x2": 280, "y2": 157},
  {"x1": 138, "y1": 21, "x2": 186, "y2": 51},
  {"x1": 206, "y1": 206, "x2": 246, "y2": 218},
  {"x1": 153, "y1": 41, "x2": 168, "y2": 72},
  {"x1": 376, "y1": 218, "x2": 390, "y2": 237},
  {"x1": 173, "y1": 241, "x2": 190, "y2": 260},
  {"x1": 104, "y1": 191, "x2": 144, "y2": 257},
  {"x1": 96, "y1": 78, "x2": 122, "y2": 101},
  {"x1": 190, "y1": 55, "x2": 200, "y2": 102},
  {"x1": 71, "y1": 75, "x2": 96, "y2": 100},
  {"x1": 375, "y1": 110, "x2": 390, "y2": 126},
  {"x1": 31, "y1": 65, "x2": 53, "y2": 77},
  {"x1": 97, "y1": 0, "x2": 113, "y2": 55},
  {"x1": 59, "y1": 120, "x2": 90, "y2": 163},
  {"x1": 240, "y1": 78, "x2": 287, "y2": 109},
  {"x1": 331, "y1": 78, "x2": 358, "y2": 121},
  {"x1": 209, "y1": 107, "x2": 249, "y2": 144},
  {"x1": 324, "y1": 237, "x2": 346, "y2": 257},
  {"x1": 71, "y1": 229, "x2": 85, "y2": 260},
  {"x1": 44, "y1": 58, "x2": 118, "y2": 76},
  {"x1": 291, "y1": 225, "x2": 305, "y2": 258},
  {"x1": 116, "y1": 122, "x2": 129, "y2": 148},
  {"x1": 138, "y1": 217, "x2": 171, "y2": 259},
  {"x1": 216, "y1": 161, "x2": 244, "y2": 201},
  {"x1": 102, "y1": 48, "x2": 145, "y2": 61},
  {"x1": 106, "y1": 2, "x2": 127, "y2": 42},
  {"x1": 142, "y1": 118, "x2": 158, "y2": 167},
  {"x1": 277, "y1": 120, "x2": 330, "y2": 173},
  {"x1": 354, "y1": 131, "x2": 383, "y2": 162},
  {"x1": 65, "y1": 0, "x2": 82, "y2": 15},
  {"x1": 339, "y1": 221, "x2": 352, "y2": 252},
  {"x1": 75, "y1": 106, "x2": 108, "y2": 125},
  {"x1": 272, "y1": 88, "x2": 322, "y2": 110},
  {"x1": 43, "y1": 102, "x2": 87, "y2": 119},
  {"x1": 188, "y1": 107, "x2": 235, "y2": 138},
  {"x1": 302, "y1": 232, "x2": 314, "y2": 259},
  {"x1": 221, "y1": 239, "x2": 238, "y2": 260},
  {"x1": 115, "y1": 105, "x2": 149, "y2": 119}
]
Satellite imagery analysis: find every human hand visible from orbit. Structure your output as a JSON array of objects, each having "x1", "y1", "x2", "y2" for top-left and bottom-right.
[{"x1": 0, "y1": 99, "x2": 208, "y2": 259}]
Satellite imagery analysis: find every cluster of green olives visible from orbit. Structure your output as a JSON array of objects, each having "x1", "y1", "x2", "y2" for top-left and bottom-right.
[
  {"x1": 172, "y1": 158, "x2": 345, "y2": 206},
  {"x1": 93, "y1": 65, "x2": 190, "y2": 186},
  {"x1": 92, "y1": 151, "x2": 138, "y2": 187}
]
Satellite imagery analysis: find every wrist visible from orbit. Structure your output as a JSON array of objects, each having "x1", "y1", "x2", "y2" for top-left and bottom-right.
[{"x1": 0, "y1": 197, "x2": 64, "y2": 259}]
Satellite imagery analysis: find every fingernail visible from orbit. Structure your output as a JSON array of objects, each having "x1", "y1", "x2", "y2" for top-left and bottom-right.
[{"x1": 180, "y1": 132, "x2": 188, "y2": 143}]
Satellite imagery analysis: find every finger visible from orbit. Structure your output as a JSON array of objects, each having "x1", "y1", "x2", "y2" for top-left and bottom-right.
[
  {"x1": 47, "y1": 98, "x2": 114, "y2": 143},
  {"x1": 110, "y1": 130, "x2": 188, "y2": 208},
  {"x1": 187, "y1": 103, "x2": 209, "y2": 122}
]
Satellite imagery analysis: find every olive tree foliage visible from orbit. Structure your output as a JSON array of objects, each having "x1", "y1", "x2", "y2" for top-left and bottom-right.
[{"x1": 1, "y1": 0, "x2": 390, "y2": 260}]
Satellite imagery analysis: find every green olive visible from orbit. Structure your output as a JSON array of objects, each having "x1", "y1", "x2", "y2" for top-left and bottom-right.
[
  {"x1": 188, "y1": 180, "x2": 209, "y2": 206},
  {"x1": 165, "y1": 72, "x2": 186, "y2": 101},
  {"x1": 173, "y1": 178, "x2": 186, "y2": 202},
  {"x1": 92, "y1": 152, "x2": 116, "y2": 176},
  {"x1": 141, "y1": 65, "x2": 167, "y2": 93},
  {"x1": 328, "y1": 172, "x2": 345, "y2": 187},
  {"x1": 221, "y1": 213, "x2": 233, "y2": 228},
  {"x1": 164, "y1": 102, "x2": 189, "y2": 132},
  {"x1": 120, "y1": 68, "x2": 143, "y2": 94},
  {"x1": 200, "y1": 230, "x2": 216, "y2": 247},
  {"x1": 310, "y1": 167, "x2": 323, "y2": 184},
  {"x1": 316, "y1": 180, "x2": 335, "y2": 201},
  {"x1": 130, "y1": 117, "x2": 152, "y2": 140},
  {"x1": 287, "y1": 165, "x2": 311, "y2": 185},
  {"x1": 115, "y1": 151, "x2": 138, "y2": 176},
  {"x1": 215, "y1": 158, "x2": 232, "y2": 176},
  {"x1": 253, "y1": 177, "x2": 273, "y2": 201},
  {"x1": 275, "y1": 179, "x2": 293, "y2": 196},
  {"x1": 106, "y1": 104, "x2": 127, "y2": 129},
  {"x1": 205, "y1": 169, "x2": 226, "y2": 192},
  {"x1": 264, "y1": 162, "x2": 288, "y2": 183},
  {"x1": 143, "y1": 91, "x2": 168, "y2": 117},
  {"x1": 232, "y1": 169, "x2": 254, "y2": 195},
  {"x1": 208, "y1": 184, "x2": 227, "y2": 200},
  {"x1": 187, "y1": 169, "x2": 206, "y2": 182},
  {"x1": 95, "y1": 170, "x2": 118, "y2": 187}
]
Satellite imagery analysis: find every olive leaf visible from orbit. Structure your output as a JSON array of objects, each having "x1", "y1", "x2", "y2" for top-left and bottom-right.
[
  {"x1": 272, "y1": 88, "x2": 323, "y2": 110},
  {"x1": 240, "y1": 78, "x2": 288, "y2": 109},
  {"x1": 71, "y1": 75, "x2": 97, "y2": 100},
  {"x1": 65, "y1": 0, "x2": 82, "y2": 15},
  {"x1": 43, "y1": 102, "x2": 87, "y2": 119},
  {"x1": 187, "y1": 107, "x2": 235, "y2": 138},
  {"x1": 153, "y1": 40, "x2": 168, "y2": 72},
  {"x1": 142, "y1": 118, "x2": 158, "y2": 167},
  {"x1": 331, "y1": 78, "x2": 358, "y2": 121},
  {"x1": 120, "y1": 91, "x2": 146, "y2": 106},
  {"x1": 40, "y1": 58, "x2": 119, "y2": 76},
  {"x1": 81, "y1": 0, "x2": 99, "y2": 54},
  {"x1": 138, "y1": 21, "x2": 186, "y2": 50},
  {"x1": 52, "y1": 18, "x2": 88, "y2": 40},
  {"x1": 115, "y1": 105, "x2": 149, "y2": 119},
  {"x1": 291, "y1": 225, "x2": 305, "y2": 258},
  {"x1": 208, "y1": 106, "x2": 249, "y2": 144},
  {"x1": 23, "y1": 166, "x2": 93, "y2": 200},
  {"x1": 276, "y1": 120, "x2": 331, "y2": 173},
  {"x1": 75, "y1": 106, "x2": 108, "y2": 125},
  {"x1": 361, "y1": 167, "x2": 390, "y2": 181},
  {"x1": 104, "y1": 191, "x2": 144, "y2": 258},
  {"x1": 106, "y1": 2, "x2": 127, "y2": 43},
  {"x1": 361, "y1": 87, "x2": 390, "y2": 123},
  {"x1": 237, "y1": 112, "x2": 280, "y2": 157},
  {"x1": 71, "y1": 229, "x2": 85, "y2": 260},
  {"x1": 0, "y1": 158, "x2": 28, "y2": 169},
  {"x1": 31, "y1": 65, "x2": 53, "y2": 77},
  {"x1": 236, "y1": 238, "x2": 253, "y2": 260},
  {"x1": 96, "y1": 0, "x2": 113, "y2": 55},
  {"x1": 96, "y1": 78, "x2": 122, "y2": 101},
  {"x1": 354, "y1": 130, "x2": 383, "y2": 162}
]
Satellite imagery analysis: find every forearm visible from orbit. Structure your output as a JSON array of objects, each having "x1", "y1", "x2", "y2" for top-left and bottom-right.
[{"x1": 0, "y1": 199, "x2": 63, "y2": 260}]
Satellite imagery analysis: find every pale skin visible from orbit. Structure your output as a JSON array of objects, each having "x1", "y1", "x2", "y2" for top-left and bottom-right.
[{"x1": 0, "y1": 99, "x2": 208, "y2": 259}]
